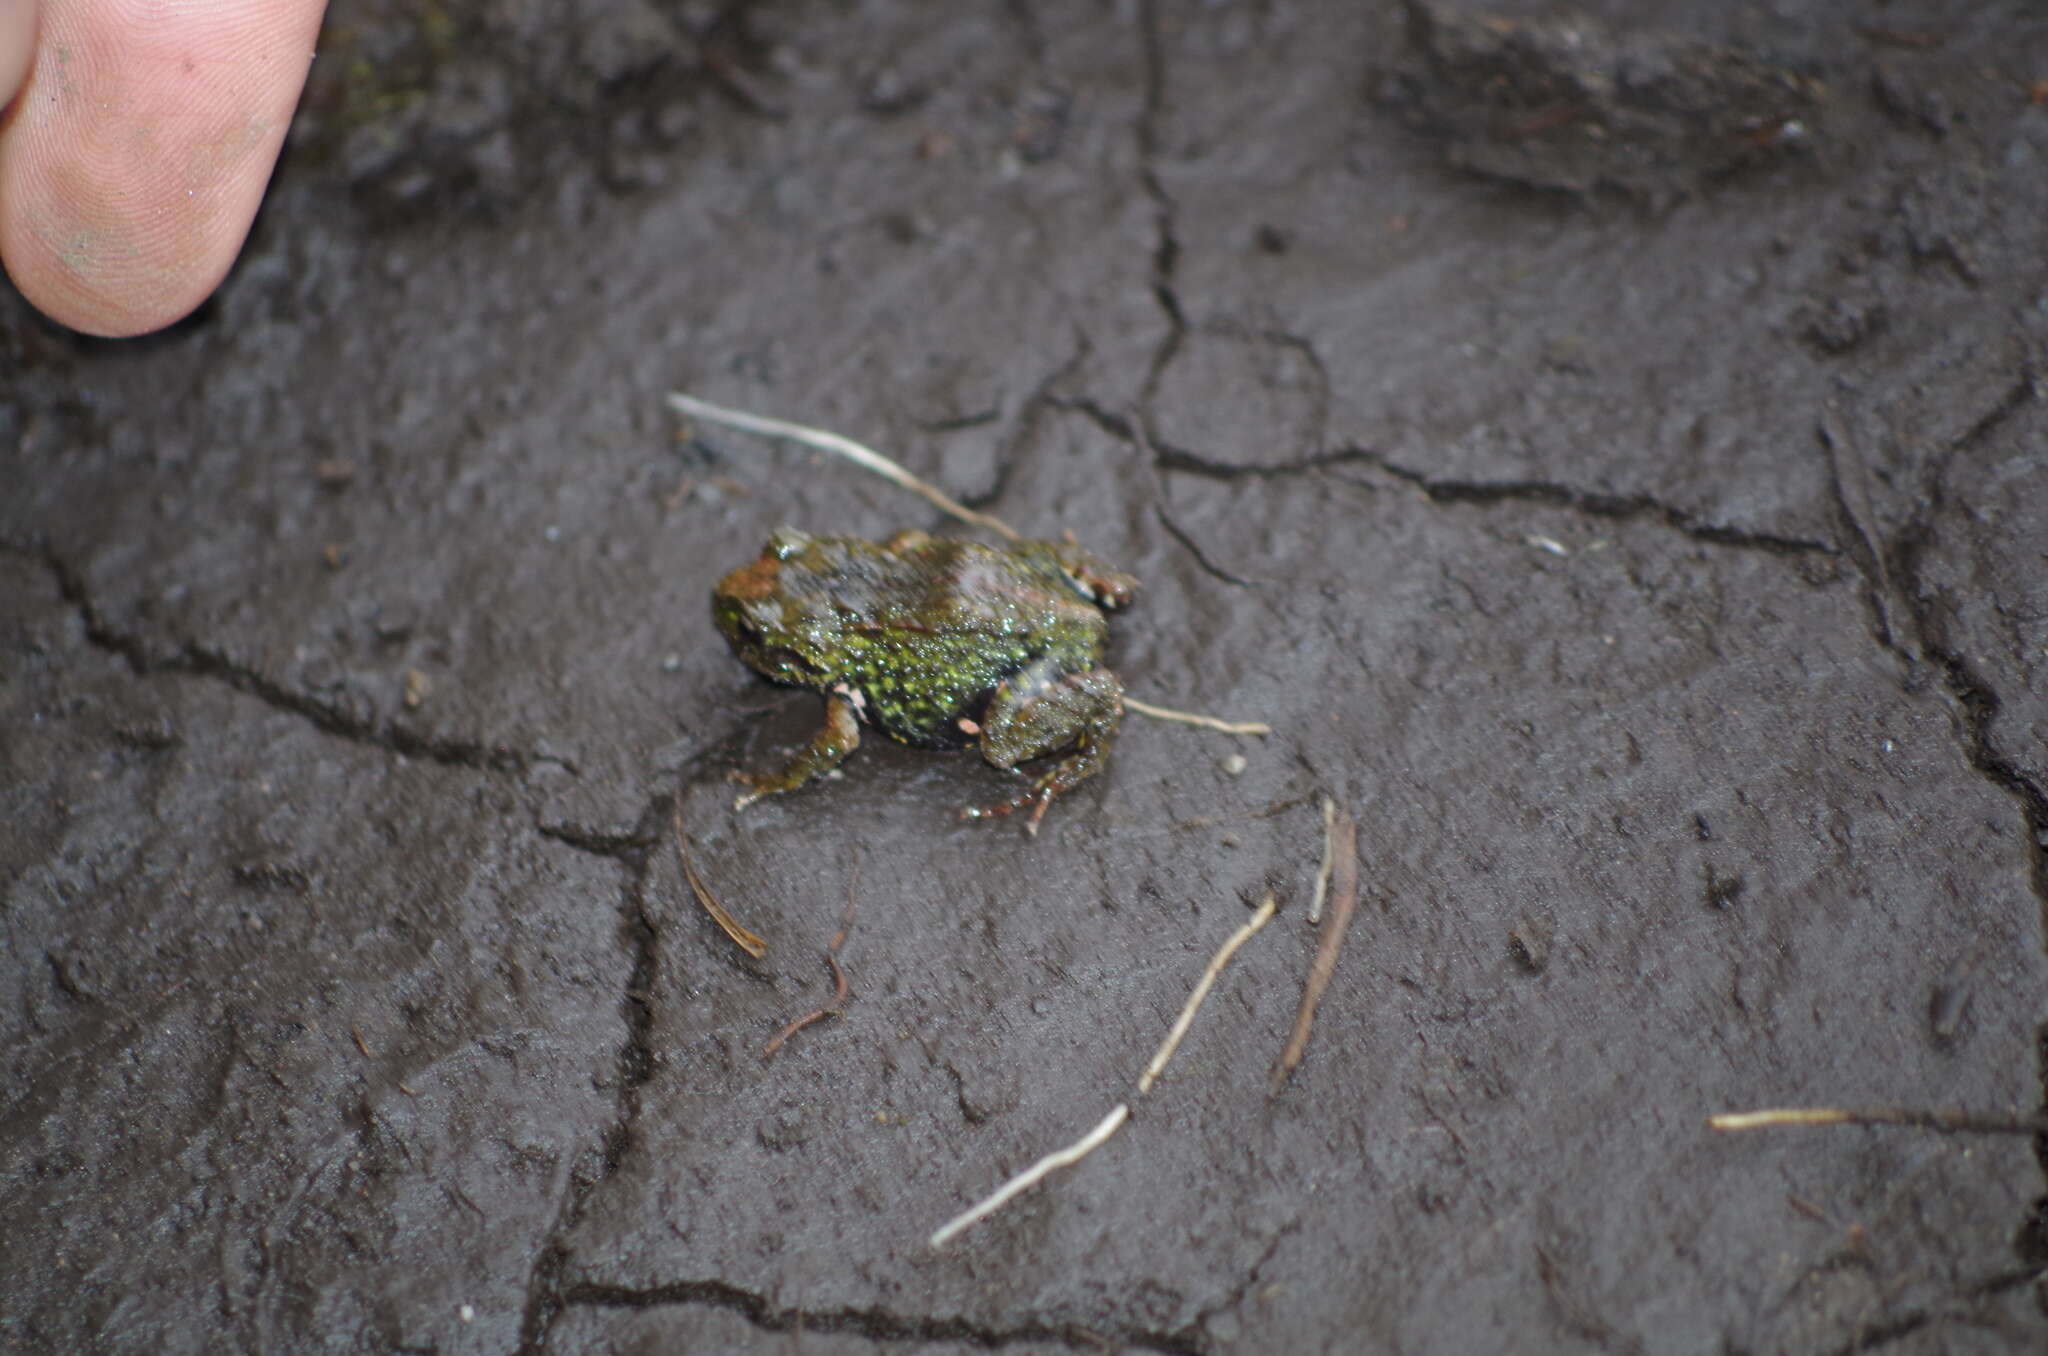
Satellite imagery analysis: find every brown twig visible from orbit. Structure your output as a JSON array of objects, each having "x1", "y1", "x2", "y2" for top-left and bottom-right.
[
  {"x1": 673, "y1": 807, "x2": 767, "y2": 959},
  {"x1": 762, "y1": 860, "x2": 860, "y2": 1060},
  {"x1": 761, "y1": 955, "x2": 847, "y2": 1059},
  {"x1": 1270, "y1": 802, "x2": 1359, "y2": 1094},
  {"x1": 1166, "y1": 794, "x2": 1315, "y2": 833},
  {"x1": 1708, "y1": 1106, "x2": 2048, "y2": 1136}
]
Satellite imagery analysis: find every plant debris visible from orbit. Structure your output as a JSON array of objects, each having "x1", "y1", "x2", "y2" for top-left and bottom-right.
[
  {"x1": 1709, "y1": 1105, "x2": 2048, "y2": 1136},
  {"x1": 762, "y1": 859, "x2": 860, "y2": 1059},
  {"x1": 1306, "y1": 796, "x2": 1337, "y2": 924},
  {"x1": 1123, "y1": 695, "x2": 1271, "y2": 736},
  {"x1": 929, "y1": 889, "x2": 1280, "y2": 1248},
  {"x1": 673, "y1": 808, "x2": 767, "y2": 959},
  {"x1": 929, "y1": 1104, "x2": 1130, "y2": 1249},
  {"x1": 669, "y1": 391, "x2": 1021, "y2": 541},
  {"x1": 1272, "y1": 802, "x2": 1359, "y2": 1094},
  {"x1": 1139, "y1": 890, "x2": 1278, "y2": 1094}
]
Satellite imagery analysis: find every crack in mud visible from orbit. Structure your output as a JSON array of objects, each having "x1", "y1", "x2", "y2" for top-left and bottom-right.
[
  {"x1": 1053, "y1": 398, "x2": 1840, "y2": 558},
  {"x1": 1182, "y1": 1219, "x2": 1300, "y2": 1345},
  {"x1": 1152, "y1": 503, "x2": 1258, "y2": 589},
  {"x1": 9, "y1": 537, "x2": 705, "y2": 1352},
  {"x1": 518, "y1": 793, "x2": 668, "y2": 1352},
  {"x1": 1817, "y1": 412, "x2": 1906, "y2": 654},
  {"x1": 1871, "y1": 366, "x2": 2048, "y2": 1307},
  {"x1": 958, "y1": 339, "x2": 1095, "y2": 519},
  {"x1": 535, "y1": 820, "x2": 662, "y2": 858},
  {"x1": 1134, "y1": 0, "x2": 1187, "y2": 404},
  {"x1": 11, "y1": 538, "x2": 540, "y2": 776},
  {"x1": 1879, "y1": 369, "x2": 2048, "y2": 932},
  {"x1": 1322, "y1": 450, "x2": 1842, "y2": 557},
  {"x1": 1201, "y1": 318, "x2": 1335, "y2": 461},
  {"x1": 557, "y1": 1277, "x2": 1207, "y2": 1354},
  {"x1": 1916, "y1": 646, "x2": 2048, "y2": 931}
]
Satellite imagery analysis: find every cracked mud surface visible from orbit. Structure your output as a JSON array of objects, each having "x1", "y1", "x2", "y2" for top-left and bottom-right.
[{"x1": 5, "y1": 1, "x2": 2047, "y2": 1351}]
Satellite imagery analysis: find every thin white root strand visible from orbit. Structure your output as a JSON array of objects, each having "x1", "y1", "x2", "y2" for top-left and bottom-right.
[
  {"x1": 668, "y1": 392, "x2": 1021, "y2": 540},
  {"x1": 1707, "y1": 1105, "x2": 2048, "y2": 1135},
  {"x1": 1307, "y1": 796, "x2": 1337, "y2": 925},
  {"x1": 1123, "y1": 696, "x2": 1271, "y2": 736},
  {"x1": 1138, "y1": 891, "x2": 1278, "y2": 1095},
  {"x1": 929, "y1": 1103, "x2": 1131, "y2": 1249},
  {"x1": 1708, "y1": 1108, "x2": 1854, "y2": 1131}
]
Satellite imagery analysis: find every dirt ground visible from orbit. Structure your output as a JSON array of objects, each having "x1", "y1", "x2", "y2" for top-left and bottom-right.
[{"x1": 6, "y1": 2, "x2": 2048, "y2": 1352}]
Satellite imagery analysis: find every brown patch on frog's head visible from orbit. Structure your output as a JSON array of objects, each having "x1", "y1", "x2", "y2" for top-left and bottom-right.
[
  {"x1": 717, "y1": 525, "x2": 819, "y2": 606},
  {"x1": 712, "y1": 553, "x2": 821, "y2": 683},
  {"x1": 716, "y1": 554, "x2": 782, "y2": 604}
]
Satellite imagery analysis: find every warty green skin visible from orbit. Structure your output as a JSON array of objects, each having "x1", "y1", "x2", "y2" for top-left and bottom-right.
[{"x1": 712, "y1": 527, "x2": 1137, "y2": 822}]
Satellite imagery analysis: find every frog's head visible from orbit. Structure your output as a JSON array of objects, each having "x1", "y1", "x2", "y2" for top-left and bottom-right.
[
  {"x1": 1026, "y1": 534, "x2": 1139, "y2": 611},
  {"x1": 712, "y1": 553, "x2": 827, "y2": 684}
]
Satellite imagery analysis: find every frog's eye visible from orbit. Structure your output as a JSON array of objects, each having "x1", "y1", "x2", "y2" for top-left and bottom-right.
[
  {"x1": 1062, "y1": 566, "x2": 1136, "y2": 611},
  {"x1": 767, "y1": 528, "x2": 813, "y2": 561}
]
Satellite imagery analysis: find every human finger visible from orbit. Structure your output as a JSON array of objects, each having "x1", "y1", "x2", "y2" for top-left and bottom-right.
[
  {"x1": 0, "y1": 0, "x2": 328, "y2": 336},
  {"x1": 0, "y1": 0, "x2": 36, "y2": 112}
]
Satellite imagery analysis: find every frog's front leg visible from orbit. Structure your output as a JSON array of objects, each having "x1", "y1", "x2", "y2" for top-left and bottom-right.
[
  {"x1": 965, "y1": 661, "x2": 1122, "y2": 833},
  {"x1": 734, "y1": 685, "x2": 862, "y2": 809}
]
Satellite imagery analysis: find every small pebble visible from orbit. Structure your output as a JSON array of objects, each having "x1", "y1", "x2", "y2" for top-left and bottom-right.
[
  {"x1": 313, "y1": 458, "x2": 357, "y2": 488},
  {"x1": 1221, "y1": 753, "x2": 1248, "y2": 777}
]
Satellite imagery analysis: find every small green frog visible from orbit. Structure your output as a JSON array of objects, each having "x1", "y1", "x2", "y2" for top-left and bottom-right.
[{"x1": 712, "y1": 527, "x2": 1138, "y2": 828}]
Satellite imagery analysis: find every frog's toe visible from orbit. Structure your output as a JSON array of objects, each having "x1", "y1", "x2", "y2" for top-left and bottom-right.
[
  {"x1": 729, "y1": 770, "x2": 775, "y2": 810},
  {"x1": 961, "y1": 782, "x2": 1056, "y2": 834}
]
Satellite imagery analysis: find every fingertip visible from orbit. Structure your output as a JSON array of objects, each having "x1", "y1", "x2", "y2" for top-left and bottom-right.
[
  {"x1": 0, "y1": 2, "x2": 33, "y2": 113},
  {"x1": 0, "y1": 0, "x2": 327, "y2": 337},
  {"x1": 1, "y1": 208, "x2": 238, "y2": 338}
]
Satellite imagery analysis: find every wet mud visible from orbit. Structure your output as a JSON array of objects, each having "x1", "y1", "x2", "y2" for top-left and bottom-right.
[{"x1": 6, "y1": 2, "x2": 2047, "y2": 1351}]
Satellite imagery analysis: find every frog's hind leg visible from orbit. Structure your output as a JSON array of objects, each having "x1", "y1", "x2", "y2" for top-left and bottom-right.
[
  {"x1": 734, "y1": 687, "x2": 862, "y2": 808},
  {"x1": 966, "y1": 664, "x2": 1122, "y2": 834}
]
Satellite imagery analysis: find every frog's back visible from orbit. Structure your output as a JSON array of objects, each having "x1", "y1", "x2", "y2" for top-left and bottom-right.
[{"x1": 819, "y1": 536, "x2": 1106, "y2": 747}]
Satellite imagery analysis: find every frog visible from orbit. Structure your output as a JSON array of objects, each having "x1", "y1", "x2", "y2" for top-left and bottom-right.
[{"x1": 712, "y1": 526, "x2": 1138, "y2": 830}]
